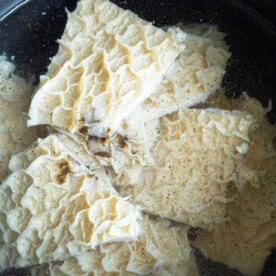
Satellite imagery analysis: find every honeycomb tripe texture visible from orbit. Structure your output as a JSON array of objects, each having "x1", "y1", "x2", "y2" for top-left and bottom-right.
[
  {"x1": 193, "y1": 110, "x2": 276, "y2": 276},
  {"x1": 116, "y1": 107, "x2": 257, "y2": 229},
  {"x1": 30, "y1": 216, "x2": 193, "y2": 275},
  {"x1": 0, "y1": 135, "x2": 141, "y2": 270},
  {"x1": 0, "y1": 56, "x2": 39, "y2": 180},
  {"x1": 126, "y1": 24, "x2": 231, "y2": 123},
  {"x1": 28, "y1": 0, "x2": 182, "y2": 140}
]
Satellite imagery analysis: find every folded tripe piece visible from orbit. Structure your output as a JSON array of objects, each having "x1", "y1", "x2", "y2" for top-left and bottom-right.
[
  {"x1": 30, "y1": 215, "x2": 192, "y2": 275},
  {"x1": 0, "y1": 135, "x2": 141, "y2": 270},
  {"x1": 116, "y1": 108, "x2": 257, "y2": 229},
  {"x1": 0, "y1": 57, "x2": 39, "y2": 180},
  {"x1": 28, "y1": 0, "x2": 182, "y2": 140}
]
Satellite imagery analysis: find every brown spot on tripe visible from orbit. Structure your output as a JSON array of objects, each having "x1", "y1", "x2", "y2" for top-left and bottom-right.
[
  {"x1": 87, "y1": 173, "x2": 95, "y2": 179},
  {"x1": 78, "y1": 125, "x2": 88, "y2": 135},
  {"x1": 56, "y1": 158, "x2": 71, "y2": 184},
  {"x1": 116, "y1": 134, "x2": 128, "y2": 149},
  {"x1": 95, "y1": 151, "x2": 111, "y2": 158},
  {"x1": 88, "y1": 136, "x2": 108, "y2": 145}
]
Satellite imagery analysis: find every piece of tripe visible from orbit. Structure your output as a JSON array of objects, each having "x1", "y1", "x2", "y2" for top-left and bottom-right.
[
  {"x1": 123, "y1": 24, "x2": 231, "y2": 126},
  {"x1": 0, "y1": 135, "x2": 140, "y2": 270},
  {"x1": 30, "y1": 216, "x2": 192, "y2": 276},
  {"x1": 0, "y1": 57, "x2": 39, "y2": 180},
  {"x1": 193, "y1": 94, "x2": 276, "y2": 275},
  {"x1": 28, "y1": 0, "x2": 181, "y2": 139},
  {"x1": 117, "y1": 108, "x2": 257, "y2": 229}
]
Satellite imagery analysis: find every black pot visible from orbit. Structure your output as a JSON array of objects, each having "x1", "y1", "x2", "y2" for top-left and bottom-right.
[{"x1": 0, "y1": 1, "x2": 275, "y2": 275}]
